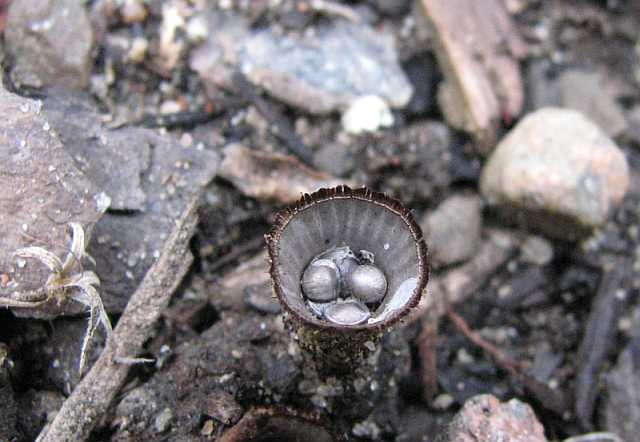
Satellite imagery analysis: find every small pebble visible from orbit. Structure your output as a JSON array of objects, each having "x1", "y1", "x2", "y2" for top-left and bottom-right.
[
  {"x1": 122, "y1": 0, "x2": 148, "y2": 24},
  {"x1": 341, "y1": 95, "x2": 394, "y2": 134},
  {"x1": 520, "y1": 235, "x2": 554, "y2": 266}
]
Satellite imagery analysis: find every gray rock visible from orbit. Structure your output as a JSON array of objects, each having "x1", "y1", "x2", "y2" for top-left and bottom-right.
[
  {"x1": 189, "y1": 12, "x2": 249, "y2": 95},
  {"x1": 480, "y1": 108, "x2": 629, "y2": 240},
  {"x1": 421, "y1": 194, "x2": 483, "y2": 268},
  {"x1": 0, "y1": 87, "x2": 106, "y2": 319},
  {"x1": 313, "y1": 143, "x2": 355, "y2": 177},
  {"x1": 557, "y1": 71, "x2": 627, "y2": 138},
  {"x1": 605, "y1": 336, "x2": 640, "y2": 441},
  {"x1": 190, "y1": 12, "x2": 412, "y2": 114},
  {"x1": 39, "y1": 91, "x2": 219, "y2": 313},
  {"x1": 43, "y1": 90, "x2": 149, "y2": 211},
  {"x1": 520, "y1": 235, "x2": 554, "y2": 266},
  {"x1": 89, "y1": 129, "x2": 219, "y2": 312},
  {"x1": 444, "y1": 394, "x2": 547, "y2": 442},
  {"x1": 240, "y1": 21, "x2": 412, "y2": 114},
  {"x1": 527, "y1": 67, "x2": 627, "y2": 138},
  {"x1": 5, "y1": 0, "x2": 94, "y2": 89}
]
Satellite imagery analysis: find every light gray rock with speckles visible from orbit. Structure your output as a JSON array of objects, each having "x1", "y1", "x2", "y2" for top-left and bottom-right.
[
  {"x1": 480, "y1": 108, "x2": 629, "y2": 240},
  {"x1": 190, "y1": 12, "x2": 412, "y2": 115},
  {"x1": 443, "y1": 394, "x2": 547, "y2": 442},
  {"x1": 240, "y1": 21, "x2": 412, "y2": 114}
]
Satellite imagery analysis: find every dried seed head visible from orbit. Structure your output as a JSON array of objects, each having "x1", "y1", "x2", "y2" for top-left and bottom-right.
[
  {"x1": 301, "y1": 259, "x2": 339, "y2": 302},
  {"x1": 347, "y1": 264, "x2": 387, "y2": 304}
]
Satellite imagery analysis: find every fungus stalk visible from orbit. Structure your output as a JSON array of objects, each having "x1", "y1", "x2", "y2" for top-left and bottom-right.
[{"x1": 266, "y1": 186, "x2": 428, "y2": 377}]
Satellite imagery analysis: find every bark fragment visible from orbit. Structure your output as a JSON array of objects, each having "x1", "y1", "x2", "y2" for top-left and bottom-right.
[{"x1": 418, "y1": 0, "x2": 526, "y2": 152}]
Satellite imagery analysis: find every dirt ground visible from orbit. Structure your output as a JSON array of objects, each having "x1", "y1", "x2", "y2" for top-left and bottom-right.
[{"x1": 1, "y1": 1, "x2": 640, "y2": 441}]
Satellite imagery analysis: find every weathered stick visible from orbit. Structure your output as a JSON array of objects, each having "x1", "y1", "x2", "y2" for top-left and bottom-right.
[{"x1": 37, "y1": 197, "x2": 199, "y2": 442}]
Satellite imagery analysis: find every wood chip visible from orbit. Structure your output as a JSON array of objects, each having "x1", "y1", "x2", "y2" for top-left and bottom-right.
[
  {"x1": 418, "y1": 0, "x2": 527, "y2": 152},
  {"x1": 218, "y1": 143, "x2": 347, "y2": 204}
]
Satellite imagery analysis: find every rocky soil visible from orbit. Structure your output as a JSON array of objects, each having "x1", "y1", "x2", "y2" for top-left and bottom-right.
[{"x1": 0, "y1": 0, "x2": 640, "y2": 441}]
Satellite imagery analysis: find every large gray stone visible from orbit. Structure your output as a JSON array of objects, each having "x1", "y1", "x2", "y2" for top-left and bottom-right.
[
  {"x1": 0, "y1": 87, "x2": 106, "y2": 319},
  {"x1": 5, "y1": 0, "x2": 94, "y2": 89},
  {"x1": 480, "y1": 108, "x2": 629, "y2": 240},
  {"x1": 240, "y1": 21, "x2": 412, "y2": 114},
  {"x1": 40, "y1": 91, "x2": 219, "y2": 313},
  {"x1": 190, "y1": 12, "x2": 412, "y2": 115},
  {"x1": 43, "y1": 90, "x2": 149, "y2": 211}
]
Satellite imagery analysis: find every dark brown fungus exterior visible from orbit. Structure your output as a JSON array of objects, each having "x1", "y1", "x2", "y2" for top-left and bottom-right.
[{"x1": 266, "y1": 186, "x2": 429, "y2": 375}]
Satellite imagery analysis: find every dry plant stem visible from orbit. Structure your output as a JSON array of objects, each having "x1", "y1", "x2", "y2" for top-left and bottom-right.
[
  {"x1": 417, "y1": 312, "x2": 439, "y2": 402},
  {"x1": 208, "y1": 235, "x2": 265, "y2": 273},
  {"x1": 37, "y1": 197, "x2": 199, "y2": 442},
  {"x1": 575, "y1": 258, "x2": 629, "y2": 430},
  {"x1": 446, "y1": 307, "x2": 527, "y2": 374},
  {"x1": 446, "y1": 306, "x2": 572, "y2": 415}
]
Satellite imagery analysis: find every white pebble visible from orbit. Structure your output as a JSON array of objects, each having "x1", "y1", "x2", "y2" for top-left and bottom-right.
[{"x1": 341, "y1": 95, "x2": 394, "y2": 135}]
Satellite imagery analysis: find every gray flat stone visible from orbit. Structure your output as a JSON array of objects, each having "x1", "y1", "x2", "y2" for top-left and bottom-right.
[
  {"x1": 40, "y1": 90, "x2": 219, "y2": 313},
  {"x1": 5, "y1": 0, "x2": 93, "y2": 89},
  {"x1": 240, "y1": 21, "x2": 412, "y2": 114},
  {"x1": 89, "y1": 129, "x2": 219, "y2": 312},
  {"x1": 0, "y1": 87, "x2": 106, "y2": 319},
  {"x1": 43, "y1": 90, "x2": 149, "y2": 211},
  {"x1": 190, "y1": 12, "x2": 412, "y2": 115}
]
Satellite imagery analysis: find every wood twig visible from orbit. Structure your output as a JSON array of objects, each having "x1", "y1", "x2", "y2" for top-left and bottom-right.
[
  {"x1": 36, "y1": 196, "x2": 200, "y2": 442},
  {"x1": 207, "y1": 236, "x2": 266, "y2": 273},
  {"x1": 447, "y1": 306, "x2": 570, "y2": 416},
  {"x1": 575, "y1": 257, "x2": 630, "y2": 430},
  {"x1": 230, "y1": 72, "x2": 314, "y2": 165},
  {"x1": 417, "y1": 316, "x2": 439, "y2": 402},
  {"x1": 446, "y1": 306, "x2": 527, "y2": 375}
]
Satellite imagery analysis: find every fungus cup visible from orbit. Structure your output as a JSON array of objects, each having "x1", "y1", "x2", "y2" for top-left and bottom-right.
[{"x1": 266, "y1": 186, "x2": 428, "y2": 376}]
